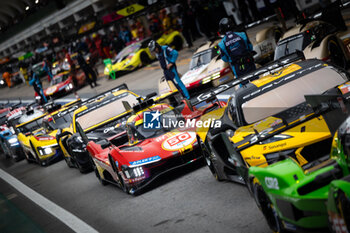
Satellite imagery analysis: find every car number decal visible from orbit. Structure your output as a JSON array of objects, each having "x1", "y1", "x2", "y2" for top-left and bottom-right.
[
  {"x1": 265, "y1": 177, "x2": 279, "y2": 190},
  {"x1": 162, "y1": 132, "x2": 196, "y2": 151}
]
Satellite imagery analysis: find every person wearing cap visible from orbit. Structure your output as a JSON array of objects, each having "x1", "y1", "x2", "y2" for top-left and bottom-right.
[
  {"x1": 148, "y1": 40, "x2": 190, "y2": 99},
  {"x1": 218, "y1": 18, "x2": 256, "y2": 79}
]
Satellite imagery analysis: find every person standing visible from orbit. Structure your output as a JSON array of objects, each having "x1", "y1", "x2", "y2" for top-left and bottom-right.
[
  {"x1": 77, "y1": 50, "x2": 98, "y2": 88},
  {"x1": 29, "y1": 70, "x2": 47, "y2": 104},
  {"x1": 178, "y1": 5, "x2": 193, "y2": 48},
  {"x1": 218, "y1": 18, "x2": 256, "y2": 80},
  {"x1": 119, "y1": 26, "x2": 132, "y2": 45},
  {"x1": 148, "y1": 40, "x2": 190, "y2": 100},
  {"x1": 2, "y1": 71, "x2": 12, "y2": 88},
  {"x1": 69, "y1": 64, "x2": 80, "y2": 99},
  {"x1": 43, "y1": 58, "x2": 53, "y2": 82}
]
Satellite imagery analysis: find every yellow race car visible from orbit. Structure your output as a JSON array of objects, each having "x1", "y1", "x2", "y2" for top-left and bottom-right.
[
  {"x1": 104, "y1": 31, "x2": 184, "y2": 78},
  {"x1": 17, "y1": 100, "x2": 81, "y2": 166},
  {"x1": 195, "y1": 53, "x2": 350, "y2": 184},
  {"x1": 56, "y1": 84, "x2": 140, "y2": 173},
  {"x1": 274, "y1": 19, "x2": 350, "y2": 69}
]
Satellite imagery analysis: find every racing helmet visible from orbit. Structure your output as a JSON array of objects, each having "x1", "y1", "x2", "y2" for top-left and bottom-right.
[
  {"x1": 148, "y1": 40, "x2": 160, "y2": 52},
  {"x1": 219, "y1": 18, "x2": 234, "y2": 34}
]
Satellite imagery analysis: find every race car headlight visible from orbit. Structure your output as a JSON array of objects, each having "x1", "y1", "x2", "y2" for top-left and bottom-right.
[
  {"x1": 38, "y1": 147, "x2": 53, "y2": 156},
  {"x1": 65, "y1": 83, "x2": 73, "y2": 91},
  {"x1": 202, "y1": 76, "x2": 212, "y2": 84},
  {"x1": 8, "y1": 138, "x2": 18, "y2": 144},
  {"x1": 123, "y1": 166, "x2": 144, "y2": 179},
  {"x1": 37, "y1": 145, "x2": 57, "y2": 155},
  {"x1": 211, "y1": 72, "x2": 221, "y2": 80},
  {"x1": 0, "y1": 80, "x2": 5, "y2": 85}
]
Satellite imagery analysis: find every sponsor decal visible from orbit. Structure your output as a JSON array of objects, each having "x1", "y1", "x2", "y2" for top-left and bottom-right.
[
  {"x1": 265, "y1": 142, "x2": 287, "y2": 150},
  {"x1": 6, "y1": 107, "x2": 25, "y2": 118},
  {"x1": 270, "y1": 119, "x2": 282, "y2": 127},
  {"x1": 265, "y1": 177, "x2": 279, "y2": 190},
  {"x1": 34, "y1": 135, "x2": 55, "y2": 141},
  {"x1": 162, "y1": 132, "x2": 196, "y2": 151},
  {"x1": 46, "y1": 86, "x2": 57, "y2": 95},
  {"x1": 339, "y1": 82, "x2": 350, "y2": 95},
  {"x1": 129, "y1": 155, "x2": 161, "y2": 166}
]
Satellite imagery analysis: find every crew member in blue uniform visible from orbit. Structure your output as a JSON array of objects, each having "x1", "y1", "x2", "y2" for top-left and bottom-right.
[
  {"x1": 29, "y1": 70, "x2": 47, "y2": 104},
  {"x1": 218, "y1": 18, "x2": 256, "y2": 79},
  {"x1": 148, "y1": 40, "x2": 190, "y2": 99}
]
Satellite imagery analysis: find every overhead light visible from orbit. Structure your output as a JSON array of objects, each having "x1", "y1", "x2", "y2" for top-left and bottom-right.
[
  {"x1": 35, "y1": 0, "x2": 39, "y2": 3},
  {"x1": 25, "y1": 6, "x2": 29, "y2": 10}
]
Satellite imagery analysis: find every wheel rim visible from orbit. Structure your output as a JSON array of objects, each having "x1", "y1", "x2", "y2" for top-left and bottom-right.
[
  {"x1": 205, "y1": 157, "x2": 211, "y2": 166},
  {"x1": 203, "y1": 149, "x2": 217, "y2": 177}
]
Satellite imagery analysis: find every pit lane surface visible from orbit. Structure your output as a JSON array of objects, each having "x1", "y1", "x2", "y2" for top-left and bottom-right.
[{"x1": 0, "y1": 155, "x2": 270, "y2": 233}]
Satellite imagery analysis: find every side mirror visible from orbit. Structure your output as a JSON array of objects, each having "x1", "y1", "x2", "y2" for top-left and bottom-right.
[
  {"x1": 76, "y1": 122, "x2": 89, "y2": 144},
  {"x1": 146, "y1": 92, "x2": 157, "y2": 99},
  {"x1": 100, "y1": 139, "x2": 111, "y2": 150}
]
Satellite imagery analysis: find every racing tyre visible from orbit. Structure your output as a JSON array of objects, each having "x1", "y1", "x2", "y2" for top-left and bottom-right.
[
  {"x1": 253, "y1": 183, "x2": 286, "y2": 233},
  {"x1": 201, "y1": 142, "x2": 223, "y2": 181},
  {"x1": 328, "y1": 39, "x2": 347, "y2": 69},
  {"x1": 171, "y1": 36, "x2": 183, "y2": 51},
  {"x1": 335, "y1": 190, "x2": 350, "y2": 232},
  {"x1": 92, "y1": 158, "x2": 107, "y2": 186},
  {"x1": 30, "y1": 142, "x2": 41, "y2": 165},
  {"x1": 117, "y1": 173, "x2": 130, "y2": 194},
  {"x1": 64, "y1": 156, "x2": 75, "y2": 168},
  {"x1": 76, "y1": 161, "x2": 92, "y2": 174},
  {"x1": 24, "y1": 150, "x2": 33, "y2": 163},
  {"x1": 140, "y1": 52, "x2": 151, "y2": 66},
  {"x1": 3, "y1": 143, "x2": 11, "y2": 159}
]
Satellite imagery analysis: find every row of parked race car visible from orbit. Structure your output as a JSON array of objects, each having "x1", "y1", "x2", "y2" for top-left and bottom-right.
[{"x1": 2, "y1": 10, "x2": 350, "y2": 233}]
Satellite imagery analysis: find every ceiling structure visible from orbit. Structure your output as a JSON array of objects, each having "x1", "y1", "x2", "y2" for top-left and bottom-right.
[{"x1": 0, "y1": 0, "x2": 34, "y2": 28}]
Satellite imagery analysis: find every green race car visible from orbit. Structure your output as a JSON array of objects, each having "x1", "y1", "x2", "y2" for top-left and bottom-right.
[{"x1": 249, "y1": 94, "x2": 350, "y2": 232}]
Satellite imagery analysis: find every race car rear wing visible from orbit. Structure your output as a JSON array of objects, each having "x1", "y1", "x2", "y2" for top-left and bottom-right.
[
  {"x1": 191, "y1": 51, "x2": 305, "y2": 106},
  {"x1": 82, "y1": 83, "x2": 129, "y2": 105},
  {"x1": 245, "y1": 14, "x2": 277, "y2": 30}
]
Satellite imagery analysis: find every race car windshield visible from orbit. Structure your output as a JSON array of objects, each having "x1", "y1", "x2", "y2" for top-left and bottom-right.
[
  {"x1": 44, "y1": 112, "x2": 74, "y2": 131},
  {"x1": 17, "y1": 118, "x2": 43, "y2": 134},
  {"x1": 189, "y1": 49, "x2": 214, "y2": 70},
  {"x1": 241, "y1": 67, "x2": 347, "y2": 124},
  {"x1": 114, "y1": 43, "x2": 141, "y2": 63},
  {"x1": 51, "y1": 74, "x2": 69, "y2": 85},
  {"x1": 76, "y1": 92, "x2": 139, "y2": 131},
  {"x1": 274, "y1": 31, "x2": 313, "y2": 60}
]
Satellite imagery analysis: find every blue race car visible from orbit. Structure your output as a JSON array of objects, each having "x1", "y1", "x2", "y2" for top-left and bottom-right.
[{"x1": 0, "y1": 125, "x2": 23, "y2": 161}]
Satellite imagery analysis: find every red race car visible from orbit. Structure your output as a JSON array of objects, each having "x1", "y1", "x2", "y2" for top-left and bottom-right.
[
  {"x1": 83, "y1": 95, "x2": 225, "y2": 195},
  {"x1": 35, "y1": 71, "x2": 86, "y2": 100}
]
